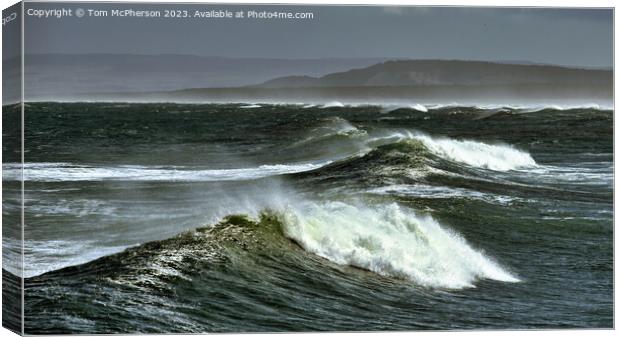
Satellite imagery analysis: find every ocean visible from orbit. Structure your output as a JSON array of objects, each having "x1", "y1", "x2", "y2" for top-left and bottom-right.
[{"x1": 1, "y1": 102, "x2": 613, "y2": 333}]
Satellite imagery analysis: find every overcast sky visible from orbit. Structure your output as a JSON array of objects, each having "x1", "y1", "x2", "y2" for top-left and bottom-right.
[{"x1": 21, "y1": 3, "x2": 613, "y2": 68}]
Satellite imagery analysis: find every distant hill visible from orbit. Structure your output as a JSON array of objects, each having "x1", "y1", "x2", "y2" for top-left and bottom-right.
[{"x1": 258, "y1": 60, "x2": 612, "y2": 88}]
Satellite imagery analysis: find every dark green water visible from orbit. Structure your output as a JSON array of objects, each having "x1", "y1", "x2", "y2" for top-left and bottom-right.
[{"x1": 2, "y1": 102, "x2": 613, "y2": 333}]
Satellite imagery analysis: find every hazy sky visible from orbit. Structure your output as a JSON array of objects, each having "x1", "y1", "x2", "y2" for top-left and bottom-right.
[{"x1": 21, "y1": 2, "x2": 613, "y2": 68}]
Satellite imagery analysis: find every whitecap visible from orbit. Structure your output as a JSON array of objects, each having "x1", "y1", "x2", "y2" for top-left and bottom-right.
[
  {"x1": 367, "y1": 131, "x2": 537, "y2": 171},
  {"x1": 321, "y1": 101, "x2": 345, "y2": 108},
  {"x1": 239, "y1": 104, "x2": 261, "y2": 109},
  {"x1": 277, "y1": 200, "x2": 519, "y2": 289}
]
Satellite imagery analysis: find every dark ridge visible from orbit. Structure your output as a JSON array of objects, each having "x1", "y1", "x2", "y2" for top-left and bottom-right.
[{"x1": 257, "y1": 59, "x2": 612, "y2": 88}]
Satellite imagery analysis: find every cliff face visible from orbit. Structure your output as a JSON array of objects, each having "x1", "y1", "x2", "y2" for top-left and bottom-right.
[{"x1": 258, "y1": 60, "x2": 612, "y2": 88}]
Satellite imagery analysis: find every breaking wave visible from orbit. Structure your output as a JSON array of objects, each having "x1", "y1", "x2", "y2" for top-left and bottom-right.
[
  {"x1": 239, "y1": 104, "x2": 261, "y2": 109},
  {"x1": 409, "y1": 133, "x2": 537, "y2": 171},
  {"x1": 364, "y1": 131, "x2": 537, "y2": 171},
  {"x1": 288, "y1": 118, "x2": 537, "y2": 173},
  {"x1": 380, "y1": 103, "x2": 428, "y2": 113},
  {"x1": 278, "y1": 200, "x2": 519, "y2": 288},
  {"x1": 321, "y1": 101, "x2": 345, "y2": 108}
]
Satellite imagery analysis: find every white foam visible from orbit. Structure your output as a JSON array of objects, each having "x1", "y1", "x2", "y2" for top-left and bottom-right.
[
  {"x1": 410, "y1": 103, "x2": 428, "y2": 112},
  {"x1": 380, "y1": 103, "x2": 428, "y2": 114},
  {"x1": 371, "y1": 131, "x2": 537, "y2": 171},
  {"x1": 415, "y1": 102, "x2": 610, "y2": 112},
  {"x1": 322, "y1": 101, "x2": 345, "y2": 108},
  {"x1": 3, "y1": 161, "x2": 331, "y2": 182},
  {"x1": 239, "y1": 104, "x2": 261, "y2": 109},
  {"x1": 515, "y1": 103, "x2": 608, "y2": 113},
  {"x1": 517, "y1": 165, "x2": 613, "y2": 185},
  {"x1": 368, "y1": 184, "x2": 519, "y2": 205},
  {"x1": 277, "y1": 200, "x2": 519, "y2": 289},
  {"x1": 415, "y1": 133, "x2": 536, "y2": 171}
]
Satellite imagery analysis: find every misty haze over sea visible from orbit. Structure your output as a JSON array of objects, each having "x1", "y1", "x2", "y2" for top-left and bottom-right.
[{"x1": 6, "y1": 54, "x2": 612, "y2": 108}]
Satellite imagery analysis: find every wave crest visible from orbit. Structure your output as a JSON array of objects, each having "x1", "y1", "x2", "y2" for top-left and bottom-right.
[
  {"x1": 368, "y1": 131, "x2": 537, "y2": 171},
  {"x1": 277, "y1": 200, "x2": 519, "y2": 289},
  {"x1": 412, "y1": 133, "x2": 536, "y2": 171}
]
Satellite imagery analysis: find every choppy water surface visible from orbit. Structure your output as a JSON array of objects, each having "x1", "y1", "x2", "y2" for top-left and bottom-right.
[{"x1": 2, "y1": 102, "x2": 613, "y2": 333}]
